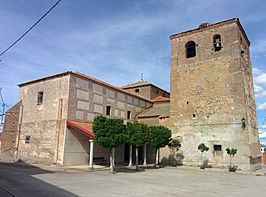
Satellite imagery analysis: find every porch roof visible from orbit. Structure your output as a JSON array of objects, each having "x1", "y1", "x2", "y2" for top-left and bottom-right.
[{"x1": 67, "y1": 120, "x2": 94, "y2": 140}]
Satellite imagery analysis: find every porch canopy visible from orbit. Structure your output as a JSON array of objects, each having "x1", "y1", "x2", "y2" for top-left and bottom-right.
[{"x1": 66, "y1": 120, "x2": 94, "y2": 140}]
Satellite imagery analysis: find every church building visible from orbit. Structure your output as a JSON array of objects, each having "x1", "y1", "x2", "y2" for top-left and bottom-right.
[{"x1": 0, "y1": 18, "x2": 261, "y2": 171}]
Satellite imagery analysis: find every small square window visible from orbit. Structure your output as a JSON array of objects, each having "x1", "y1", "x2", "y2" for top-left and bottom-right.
[
  {"x1": 37, "y1": 91, "x2": 44, "y2": 105},
  {"x1": 135, "y1": 89, "x2": 140, "y2": 93},
  {"x1": 106, "y1": 106, "x2": 111, "y2": 116},
  {"x1": 214, "y1": 145, "x2": 222, "y2": 152}
]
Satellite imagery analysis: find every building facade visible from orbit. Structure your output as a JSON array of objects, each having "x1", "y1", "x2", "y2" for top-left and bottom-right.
[
  {"x1": 0, "y1": 72, "x2": 159, "y2": 166},
  {"x1": 0, "y1": 18, "x2": 261, "y2": 170}
]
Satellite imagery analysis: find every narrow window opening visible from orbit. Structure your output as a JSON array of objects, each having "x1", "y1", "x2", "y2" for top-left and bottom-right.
[
  {"x1": 187, "y1": 101, "x2": 189, "y2": 104},
  {"x1": 214, "y1": 145, "x2": 222, "y2": 152},
  {"x1": 25, "y1": 135, "x2": 31, "y2": 143},
  {"x1": 213, "y1": 35, "x2": 222, "y2": 51},
  {"x1": 37, "y1": 91, "x2": 43, "y2": 105},
  {"x1": 192, "y1": 114, "x2": 196, "y2": 118},
  {"x1": 186, "y1": 41, "x2": 196, "y2": 58},
  {"x1": 127, "y1": 111, "x2": 131, "y2": 119},
  {"x1": 106, "y1": 105, "x2": 111, "y2": 116},
  {"x1": 135, "y1": 89, "x2": 140, "y2": 93}
]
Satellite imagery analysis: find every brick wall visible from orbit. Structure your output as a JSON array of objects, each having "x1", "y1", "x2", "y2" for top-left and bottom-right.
[
  {"x1": 0, "y1": 101, "x2": 21, "y2": 161},
  {"x1": 169, "y1": 20, "x2": 261, "y2": 170}
]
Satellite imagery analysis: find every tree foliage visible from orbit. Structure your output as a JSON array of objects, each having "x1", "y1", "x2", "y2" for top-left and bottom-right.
[
  {"x1": 93, "y1": 115, "x2": 126, "y2": 149},
  {"x1": 226, "y1": 148, "x2": 237, "y2": 157},
  {"x1": 168, "y1": 139, "x2": 181, "y2": 150},
  {"x1": 198, "y1": 143, "x2": 209, "y2": 153},
  {"x1": 226, "y1": 148, "x2": 238, "y2": 171},
  {"x1": 126, "y1": 122, "x2": 149, "y2": 147},
  {"x1": 149, "y1": 125, "x2": 172, "y2": 149}
]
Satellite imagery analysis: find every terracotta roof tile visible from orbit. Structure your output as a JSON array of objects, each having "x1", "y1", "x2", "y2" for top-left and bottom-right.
[
  {"x1": 137, "y1": 103, "x2": 170, "y2": 118},
  {"x1": 121, "y1": 81, "x2": 151, "y2": 89},
  {"x1": 152, "y1": 96, "x2": 170, "y2": 102},
  {"x1": 18, "y1": 71, "x2": 152, "y2": 103},
  {"x1": 67, "y1": 120, "x2": 94, "y2": 139}
]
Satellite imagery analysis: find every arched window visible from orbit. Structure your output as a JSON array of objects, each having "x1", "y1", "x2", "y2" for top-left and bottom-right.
[
  {"x1": 186, "y1": 41, "x2": 196, "y2": 58},
  {"x1": 213, "y1": 34, "x2": 222, "y2": 51}
]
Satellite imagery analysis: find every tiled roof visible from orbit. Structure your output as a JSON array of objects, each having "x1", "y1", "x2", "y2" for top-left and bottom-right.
[
  {"x1": 121, "y1": 80, "x2": 170, "y2": 95},
  {"x1": 121, "y1": 81, "x2": 151, "y2": 89},
  {"x1": 152, "y1": 96, "x2": 170, "y2": 102},
  {"x1": 67, "y1": 120, "x2": 94, "y2": 139},
  {"x1": 137, "y1": 103, "x2": 170, "y2": 118},
  {"x1": 18, "y1": 71, "x2": 152, "y2": 103}
]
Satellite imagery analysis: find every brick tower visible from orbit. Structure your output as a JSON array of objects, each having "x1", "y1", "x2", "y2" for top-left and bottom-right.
[{"x1": 169, "y1": 18, "x2": 261, "y2": 170}]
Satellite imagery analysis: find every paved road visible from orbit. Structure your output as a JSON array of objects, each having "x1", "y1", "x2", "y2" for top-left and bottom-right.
[
  {"x1": 0, "y1": 163, "x2": 77, "y2": 197},
  {"x1": 1, "y1": 163, "x2": 266, "y2": 197},
  {"x1": 0, "y1": 185, "x2": 14, "y2": 197}
]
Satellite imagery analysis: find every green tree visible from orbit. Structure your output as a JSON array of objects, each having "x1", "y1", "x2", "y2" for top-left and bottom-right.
[
  {"x1": 168, "y1": 139, "x2": 181, "y2": 155},
  {"x1": 93, "y1": 115, "x2": 126, "y2": 173},
  {"x1": 198, "y1": 143, "x2": 209, "y2": 168},
  {"x1": 150, "y1": 125, "x2": 172, "y2": 167},
  {"x1": 126, "y1": 122, "x2": 149, "y2": 170},
  {"x1": 226, "y1": 148, "x2": 237, "y2": 168}
]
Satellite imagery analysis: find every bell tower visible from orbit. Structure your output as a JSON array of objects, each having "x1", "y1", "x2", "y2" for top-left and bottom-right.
[{"x1": 169, "y1": 18, "x2": 261, "y2": 170}]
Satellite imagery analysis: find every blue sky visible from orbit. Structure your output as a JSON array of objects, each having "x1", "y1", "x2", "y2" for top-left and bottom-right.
[{"x1": 0, "y1": 0, "x2": 266, "y2": 143}]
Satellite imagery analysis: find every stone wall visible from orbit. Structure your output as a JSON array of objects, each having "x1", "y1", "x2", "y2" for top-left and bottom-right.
[
  {"x1": 169, "y1": 20, "x2": 261, "y2": 170},
  {"x1": 64, "y1": 74, "x2": 152, "y2": 164},
  {"x1": 124, "y1": 85, "x2": 170, "y2": 100},
  {"x1": 67, "y1": 74, "x2": 152, "y2": 122},
  {"x1": 150, "y1": 86, "x2": 170, "y2": 99},
  {"x1": 17, "y1": 75, "x2": 70, "y2": 165}
]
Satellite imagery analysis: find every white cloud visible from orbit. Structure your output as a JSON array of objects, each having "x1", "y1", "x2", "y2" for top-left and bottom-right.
[
  {"x1": 253, "y1": 68, "x2": 266, "y2": 98},
  {"x1": 255, "y1": 73, "x2": 266, "y2": 86},
  {"x1": 259, "y1": 131, "x2": 266, "y2": 138},
  {"x1": 253, "y1": 68, "x2": 266, "y2": 86},
  {"x1": 253, "y1": 68, "x2": 262, "y2": 76},
  {"x1": 258, "y1": 102, "x2": 266, "y2": 111},
  {"x1": 251, "y1": 40, "x2": 266, "y2": 54},
  {"x1": 254, "y1": 84, "x2": 266, "y2": 97}
]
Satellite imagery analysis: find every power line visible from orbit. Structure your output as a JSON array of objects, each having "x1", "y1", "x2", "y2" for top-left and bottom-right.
[
  {"x1": 0, "y1": 0, "x2": 62, "y2": 59},
  {"x1": 0, "y1": 88, "x2": 4, "y2": 104}
]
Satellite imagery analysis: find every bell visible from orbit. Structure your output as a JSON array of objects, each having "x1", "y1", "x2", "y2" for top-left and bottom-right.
[{"x1": 215, "y1": 42, "x2": 221, "y2": 47}]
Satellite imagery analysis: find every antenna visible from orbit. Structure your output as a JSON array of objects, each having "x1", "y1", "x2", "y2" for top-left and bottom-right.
[
  {"x1": 141, "y1": 73, "x2": 144, "y2": 81},
  {"x1": 0, "y1": 88, "x2": 8, "y2": 124}
]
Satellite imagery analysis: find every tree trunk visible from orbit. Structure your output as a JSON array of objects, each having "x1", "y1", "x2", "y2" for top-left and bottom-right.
[
  {"x1": 229, "y1": 156, "x2": 232, "y2": 167},
  {"x1": 110, "y1": 148, "x2": 114, "y2": 174},
  {"x1": 201, "y1": 152, "x2": 203, "y2": 166},
  {"x1": 136, "y1": 147, "x2": 139, "y2": 170},
  {"x1": 112, "y1": 147, "x2": 115, "y2": 167},
  {"x1": 155, "y1": 148, "x2": 158, "y2": 167},
  {"x1": 157, "y1": 148, "x2": 160, "y2": 166},
  {"x1": 129, "y1": 145, "x2": 133, "y2": 167}
]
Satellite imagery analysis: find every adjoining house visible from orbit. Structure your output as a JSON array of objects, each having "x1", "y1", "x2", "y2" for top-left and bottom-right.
[{"x1": 0, "y1": 18, "x2": 261, "y2": 170}]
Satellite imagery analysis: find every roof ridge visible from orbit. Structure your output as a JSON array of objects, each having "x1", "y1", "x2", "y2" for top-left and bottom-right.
[{"x1": 18, "y1": 71, "x2": 152, "y2": 103}]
